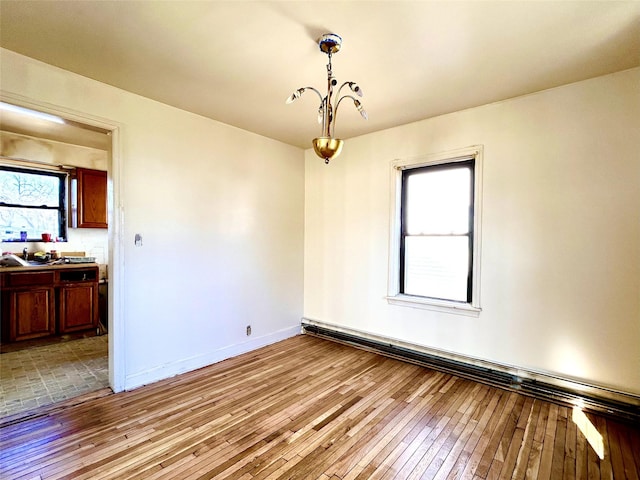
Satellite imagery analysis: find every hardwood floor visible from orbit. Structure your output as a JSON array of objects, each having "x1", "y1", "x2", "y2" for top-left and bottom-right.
[{"x1": 1, "y1": 335, "x2": 638, "y2": 479}]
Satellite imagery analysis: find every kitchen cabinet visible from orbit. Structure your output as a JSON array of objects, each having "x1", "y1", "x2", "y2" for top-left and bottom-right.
[
  {"x1": 2, "y1": 270, "x2": 56, "y2": 342},
  {"x1": 58, "y1": 281, "x2": 98, "y2": 333},
  {"x1": 0, "y1": 265, "x2": 99, "y2": 343},
  {"x1": 72, "y1": 168, "x2": 107, "y2": 228},
  {"x1": 8, "y1": 287, "x2": 56, "y2": 342}
]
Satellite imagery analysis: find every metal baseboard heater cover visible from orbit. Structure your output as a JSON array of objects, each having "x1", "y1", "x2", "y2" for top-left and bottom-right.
[{"x1": 302, "y1": 323, "x2": 640, "y2": 425}]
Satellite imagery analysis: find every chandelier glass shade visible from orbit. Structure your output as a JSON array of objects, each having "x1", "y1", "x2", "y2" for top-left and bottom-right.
[{"x1": 286, "y1": 33, "x2": 367, "y2": 164}]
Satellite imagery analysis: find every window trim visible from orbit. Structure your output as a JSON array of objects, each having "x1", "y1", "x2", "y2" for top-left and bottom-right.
[
  {"x1": 387, "y1": 145, "x2": 483, "y2": 316},
  {"x1": 0, "y1": 165, "x2": 68, "y2": 242}
]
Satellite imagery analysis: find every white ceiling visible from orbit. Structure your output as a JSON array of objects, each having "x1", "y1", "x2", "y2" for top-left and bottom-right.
[{"x1": 1, "y1": 1, "x2": 639, "y2": 150}]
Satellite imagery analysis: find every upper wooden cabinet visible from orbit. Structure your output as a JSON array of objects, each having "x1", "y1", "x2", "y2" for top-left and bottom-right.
[{"x1": 72, "y1": 168, "x2": 107, "y2": 228}]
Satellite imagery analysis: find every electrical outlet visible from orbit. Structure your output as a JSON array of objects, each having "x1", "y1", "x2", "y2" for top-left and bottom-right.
[{"x1": 246, "y1": 325, "x2": 251, "y2": 336}]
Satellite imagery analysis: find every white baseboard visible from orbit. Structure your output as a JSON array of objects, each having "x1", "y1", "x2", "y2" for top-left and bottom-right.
[{"x1": 125, "y1": 324, "x2": 301, "y2": 391}]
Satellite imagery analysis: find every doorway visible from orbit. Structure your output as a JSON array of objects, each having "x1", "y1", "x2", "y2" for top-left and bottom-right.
[{"x1": 0, "y1": 98, "x2": 121, "y2": 419}]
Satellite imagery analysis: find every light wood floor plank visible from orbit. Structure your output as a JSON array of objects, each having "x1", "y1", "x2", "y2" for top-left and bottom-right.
[
  {"x1": 549, "y1": 405, "x2": 569, "y2": 480},
  {"x1": 562, "y1": 406, "x2": 578, "y2": 480},
  {"x1": 511, "y1": 398, "x2": 542, "y2": 479},
  {"x1": 575, "y1": 413, "x2": 589, "y2": 480}
]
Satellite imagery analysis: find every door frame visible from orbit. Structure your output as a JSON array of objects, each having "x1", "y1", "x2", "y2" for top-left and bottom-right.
[{"x1": 0, "y1": 92, "x2": 125, "y2": 392}]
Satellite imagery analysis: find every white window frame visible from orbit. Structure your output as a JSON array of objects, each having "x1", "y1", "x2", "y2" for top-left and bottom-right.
[{"x1": 387, "y1": 145, "x2": 483, "y2": 316}]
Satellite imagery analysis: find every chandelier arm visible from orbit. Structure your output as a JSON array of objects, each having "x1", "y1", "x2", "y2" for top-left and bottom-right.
[
  {"x1": 333, "y1": 95, "x2": 348, "y2": 137},
  {"x1": 303, "y1": 87, "x2": 324, "y2": 103},
  {"x1": 333, "y1": 94, "x2": 359, "y2": 135},
  {"x1": 319, "y1": 97, "x2": 327, "y2": 135},
  {"x1": 335, "y1": 82, "x2": 352, "y2": 102},
  {"x1": 334, "y1": 94, "x2": 354, "y2": 111},
  {"x1": 303, "y1": 87, "x2": 327, "y2": 134}
]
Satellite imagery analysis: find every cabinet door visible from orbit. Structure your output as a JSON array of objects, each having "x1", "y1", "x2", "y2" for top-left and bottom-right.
[
  {"x1": 59, "y1": 284, "x2": 98, "y2": 333},
  {"x1": 76, "y1": 168, "x2": 107, "y2": 228},
  {"x1": 8, "y1": 287, "x2": 56, "y2": 341}
]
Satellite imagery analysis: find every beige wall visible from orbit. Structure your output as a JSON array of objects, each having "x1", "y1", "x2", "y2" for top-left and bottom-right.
[
  {"x1": 1, "y1": 48, "x2": 305, "y2": 390},
  {"x1": 304, "y1": 68, "x2": 640, "y2": 395}
]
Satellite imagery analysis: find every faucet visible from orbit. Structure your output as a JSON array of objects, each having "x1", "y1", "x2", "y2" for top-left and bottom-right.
[{"x1": 23, "y1": 247, "x2": 28, "y2": 260}]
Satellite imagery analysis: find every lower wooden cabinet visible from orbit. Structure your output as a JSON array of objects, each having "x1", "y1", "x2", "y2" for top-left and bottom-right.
[
  {"x1": 59, "y1": 283, "x2": 98, "y2": 333},
  {"x1": 1, "y1": 265, "x2": 99, "y2": 343},
  {"x1": 8, "y1": 287, "x2": 56, "y2": 341}
]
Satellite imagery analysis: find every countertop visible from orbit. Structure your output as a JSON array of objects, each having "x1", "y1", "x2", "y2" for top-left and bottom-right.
[{"x1": 0, "y1": 262, "x2": 98, "y2": 273}]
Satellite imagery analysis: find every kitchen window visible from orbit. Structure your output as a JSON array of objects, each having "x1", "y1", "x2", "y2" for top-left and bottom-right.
[
  {"x1": 0, "y1": 166, "x2": 67, "y2": 242},
  {"x1": 387, "y1": 146, "x2": 483, "y2": 315}
]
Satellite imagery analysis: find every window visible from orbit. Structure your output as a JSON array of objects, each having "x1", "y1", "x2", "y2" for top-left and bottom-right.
[
  {"x1": 388, "y1": 146, "x2": 482, "y2": 315},
  {"x1": 0, "y1": 166, "x2": 67, "y2": 242}
]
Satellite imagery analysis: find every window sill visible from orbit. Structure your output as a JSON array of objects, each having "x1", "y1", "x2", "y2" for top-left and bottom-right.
[{"x1": 386, "y1": 294, "x2": 481, "y2": 317}]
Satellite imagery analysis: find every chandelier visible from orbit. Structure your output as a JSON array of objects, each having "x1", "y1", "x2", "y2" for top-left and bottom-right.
[{"x1": 286, "y1": 33, "x2": 367, "y2": 164}]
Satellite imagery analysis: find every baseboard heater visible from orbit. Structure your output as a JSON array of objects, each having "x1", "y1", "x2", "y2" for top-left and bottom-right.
[{"x1": 302, "y1": 322, "x2": 640, "y2": 425}]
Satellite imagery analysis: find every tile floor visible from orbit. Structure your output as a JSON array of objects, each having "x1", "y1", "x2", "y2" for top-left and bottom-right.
[{"x1": 0, "y1": 335, "x2": 109, "y2": 418}]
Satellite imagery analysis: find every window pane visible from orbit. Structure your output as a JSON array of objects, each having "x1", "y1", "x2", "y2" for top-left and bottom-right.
[
  {"x1": 404, "y1": 236, "x2": 469, "y2": 301},
  {"x1": 405, "y1": 167, "x2": 470, "y2": 235},
  {"x1": 0, "y1": 207, "x2": 60, "y2": 240},
  {"x1": 0, "y1": 170, "x2": 60, "y2": 207}
]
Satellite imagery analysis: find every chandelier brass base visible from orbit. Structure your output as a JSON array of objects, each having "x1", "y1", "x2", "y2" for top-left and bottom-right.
[{"x1": 313, "y1": 137, "x2": 344, "y2": 164}]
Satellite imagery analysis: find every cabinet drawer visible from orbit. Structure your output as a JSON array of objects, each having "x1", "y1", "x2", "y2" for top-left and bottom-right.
[
  {"x1": 58, "y1": 269, "x2": 97, "y2": 283},
  {"x1": 6, "y1": 271, "x2": 55, "y2": 287}
]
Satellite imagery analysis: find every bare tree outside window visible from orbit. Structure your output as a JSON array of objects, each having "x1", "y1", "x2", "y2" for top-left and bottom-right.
[{"x1": 0, "y1": 167, "x2": 66, "y2": 242}]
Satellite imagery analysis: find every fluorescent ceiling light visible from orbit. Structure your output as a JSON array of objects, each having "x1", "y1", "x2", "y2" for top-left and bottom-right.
[{"x1": 0, "y1": 102, "x2": 65, "y2": 124}]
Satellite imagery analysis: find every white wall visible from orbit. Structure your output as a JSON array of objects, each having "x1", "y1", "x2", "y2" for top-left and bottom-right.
[
  {"x1": 304, "y1": 68, "x2": 640, "y2": 396},
  {"x1": 1, "y1": 48, "x2": 305, "y2": 390}
]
